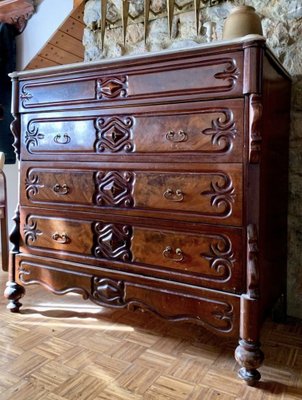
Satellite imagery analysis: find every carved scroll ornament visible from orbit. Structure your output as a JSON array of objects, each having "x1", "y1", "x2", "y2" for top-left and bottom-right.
[
  {"x1": 23, "y1": 216, "x2": 42, "y2": 245},
  {"x1": 25, "y1": 171, "x2": 44, "y2": 198},
  {"x1": 214, "y1": 60, "x2": 240, "y2": 88},
  {"x1": 201, "y1": 109, "x2": 238, "y2": 154},
  {"x1": 18, "y1": 264, "x2": 89, "y2": 299},
  {"x1": 20, "y1": 88, "x2": 33, "y2": 102},
  {"x1": 127, "y1": 297, "x2": 234, "y2": 333},
  {"x1": 90, "y1": 276, "x2": 234, "y2": 333},
  {"x1": 25, "y1": 121, "x2": 45, "y2": 153},
  {"x1": 201, "y1": 172, "x2": 236, "y2": 218},
  {"x1": 201, "y1": 234, "x2": 235, "y2": 282},
  {"x1": 249, "y1": 94, "x2": 263, "y2": 163}
]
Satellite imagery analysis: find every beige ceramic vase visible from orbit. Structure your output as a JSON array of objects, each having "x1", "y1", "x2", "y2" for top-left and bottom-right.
[{"x1": 223, "y1": 5, "x2": 263, "y2": 40}]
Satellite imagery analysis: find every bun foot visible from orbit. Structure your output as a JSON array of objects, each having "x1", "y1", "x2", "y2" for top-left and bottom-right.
[
  {"x1": 4, "y1": 281, "x2": 25, "y2": 312},
  {"x1": 235, "y1": 339, "x2": 264, "y2": 385}
]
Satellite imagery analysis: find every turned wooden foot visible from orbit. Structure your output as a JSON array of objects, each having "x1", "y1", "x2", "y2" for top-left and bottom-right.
[
  {"x1": 4, "y1": 281, "x2": 25, "y2": 312},
  {"x1": 235, "y1": 339, "x2": 264, "y2": 385}
]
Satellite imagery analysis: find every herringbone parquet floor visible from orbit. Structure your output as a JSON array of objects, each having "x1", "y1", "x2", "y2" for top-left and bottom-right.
[{"x1": 0, "y1": 269, "x2": 301, "y2": 400}]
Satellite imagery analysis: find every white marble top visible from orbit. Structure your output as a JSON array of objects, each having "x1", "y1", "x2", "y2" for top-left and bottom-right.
[{"x1": 10, "y1": 34, "x2": 267, "y2": 79}]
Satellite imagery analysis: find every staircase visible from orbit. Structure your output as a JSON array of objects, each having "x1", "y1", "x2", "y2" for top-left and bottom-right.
[{"x1": 22, "y1": 0, "x2": 85, "y2": 70}]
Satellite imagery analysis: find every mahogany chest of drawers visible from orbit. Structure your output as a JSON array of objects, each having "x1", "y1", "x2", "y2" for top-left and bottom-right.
[{"x1": 5, "y1": 36, "x2": 291, "y2": 384}]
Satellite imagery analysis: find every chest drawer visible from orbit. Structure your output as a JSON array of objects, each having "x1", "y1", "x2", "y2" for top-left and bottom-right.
[
  {"x1": 18, "y1": 51, "x2": 243, "y2": 112},
  {"x1": 21, "y1": 163, "x2": 243, "y2": 226},
  {"x1": 20, "y1": 99, "x2": 244, "y2": 163},
  {"x1": 16, "y1": 255, "x2": 241, "y2": 337},
  {"x1": 20, "y1": 209, "x2": 244, "y2": 293}
]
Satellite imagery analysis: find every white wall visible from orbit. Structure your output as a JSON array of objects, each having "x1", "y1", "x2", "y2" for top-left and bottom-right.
[
  {"x1": 6, "y1": 0, "x2": 74, "y2": 234},
  {"x1": 16, "y1": 0, "x2": 73, "y2": 70}
]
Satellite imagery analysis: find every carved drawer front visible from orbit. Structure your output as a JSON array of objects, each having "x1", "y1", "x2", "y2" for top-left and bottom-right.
[
  {"x1": 21, "y1": 99, "x2": 243, "y2": 162},
  {"x1": 131, "y1": 226, "x2": 243, "y2": 293},
  {"x1": 20, "y1": 210, "x2": 243, "y2": 292},
  {"x1": 20, "y1": 213, "x2": 132, "y2": 261},
  {"x1": 22, "y1": 168, "x2": 95, "y2": 205},
  {"x1": 21, "y1": 214, "x2": 94, "y2": 255},
  {"x1": 21, "y1": 164, "x2": 242, "y2": 226},
  {"x1": 134, "y1": 166, "x2": 242, "y2": 226},
  {"x1": 21, "y1": 117, "x2": 97, "y2": 156},
  {"x1": 16, "y1": 256, "x2": 240, "y2": 337},
  {"x1": 130, "y1": 100, "x2": 243, "y2": 161},
  {"x1": 18, "y1": 51, "x2": 243, "y2": 112}
]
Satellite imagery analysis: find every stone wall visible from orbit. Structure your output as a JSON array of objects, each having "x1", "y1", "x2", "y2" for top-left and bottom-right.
[{"x1": 83, "y1": 0, "x2": 302, "y2": 319}]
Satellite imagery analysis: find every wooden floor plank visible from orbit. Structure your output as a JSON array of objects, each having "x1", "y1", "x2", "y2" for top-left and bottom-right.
[{"x1": 144, "y1": 375, "x2": 195, "y2": 399}]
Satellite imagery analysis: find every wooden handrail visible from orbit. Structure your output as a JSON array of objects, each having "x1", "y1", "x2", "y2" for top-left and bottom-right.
[{"x1": 73, "y1": 0, "x2": 85, "y2": 8}]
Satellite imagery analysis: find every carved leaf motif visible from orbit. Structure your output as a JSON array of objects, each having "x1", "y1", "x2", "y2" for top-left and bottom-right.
[
  {"x1": 24, "y1": 217, "x2": 43, "y2": 244},
  {"x1": 94, "y1": 171, "x2": 134, "y2": 207},
  {"x1": 93, "y1": 223, "x2": 132, "y2": 262},
  {"x1": 92, "y1": 277, "x2": 125, "y2": 306},
  {"x1": 95, "y1": 116, "x2": 134, "y2": 153},
  {"x1": 201, "y1": 234, "x2": 235, "y2": 281},
  {"x1": 25, "y1": 122, "x2": 45, "y2": 153},
  {"x1": 20, "y1": 87, "x2": 33, "y2": 102},
  {"x1": 96, "y1": 76, "x2": 128, "y2": 99},
  {"x1": 214, "y1": 60, "x2": 240, "y2": 86},
  {"x1": 202, "y1": 110, "x2": 237, "y2": 153},
  {"x1": 25, "y1": 171, "x2": 45, "y2": 199},
  {"x1": 201, "y1": 172, "x2": 236, "y2": 217}
]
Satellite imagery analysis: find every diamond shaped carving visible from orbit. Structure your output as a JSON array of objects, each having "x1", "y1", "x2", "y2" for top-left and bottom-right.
[
  {"x1": 92, "y1": 277, "x2": 125, "y2": 306},
  {"x1": 95, "y1": 116, "x2": 134, "y2": 153},
  {"x1": 103, "y1": 125, "x2": 126, "y2": 146},
  {"x1": 96, "y1": 76, "x2": 128, "y2": 100},
  {"x1": 93, "y1": 223, "x2": 132, "y2": 262},
  {"x1": 94, "y1": 171, "x2": 134, "y2": 207}
]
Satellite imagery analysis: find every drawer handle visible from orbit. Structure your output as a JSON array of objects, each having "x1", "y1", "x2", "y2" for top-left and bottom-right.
[
  {"x1": 163, "y1": 246, "x2": 184, "y2": 262},
  {"x1": 53, "y1": 134, "x2": 71, "y2": 145},
  {"x1": 163, "y1": 188, "x2": 184, "y2": 202},
  {"x1": 52, "y1": 232, "x2": 70, "y2": 244},
  {"x1": 166, "y1": 130, "x2": 188, "y2": 143},
  {"x1": 53, "y1": 184, "x2": 70, "y2": 195}
]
